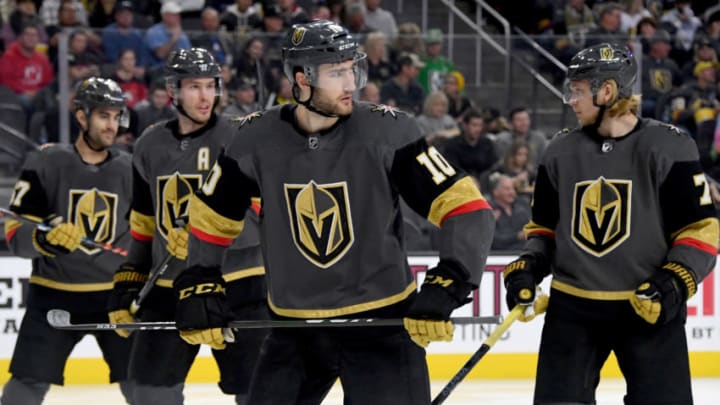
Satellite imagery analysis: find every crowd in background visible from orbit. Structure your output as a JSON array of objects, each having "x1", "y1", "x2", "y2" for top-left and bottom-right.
[{"x1": 2, "y1": 0, "x2": 720, "y2": 252}]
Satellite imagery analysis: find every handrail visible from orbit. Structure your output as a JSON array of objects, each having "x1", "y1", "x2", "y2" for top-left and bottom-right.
[{"x1": 513, "y1": 27, "x2": 568, "y2": 74}]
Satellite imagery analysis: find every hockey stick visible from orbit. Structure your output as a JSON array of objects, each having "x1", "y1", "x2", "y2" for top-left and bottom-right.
[
  {"x1": 0, "y1": 207, "x2": 128, "y2": 256},
  {"x1": 431, "y1": 295, "x2": 549, "y2": 405},
  {"x1": 47, "y1": 309, "x2": 501, "y2": 331}
]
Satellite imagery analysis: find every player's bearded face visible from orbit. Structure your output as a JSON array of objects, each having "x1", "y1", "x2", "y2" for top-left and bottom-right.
[
  {"x1": 312, "y1": 60, "x2": 357, "y2": 116},
  {"x1": 180, "y1": 78, "x2": 216, "y2": 123},
  {"x1": 87, "y1": 107, "x2": 121, "y2": 149}
]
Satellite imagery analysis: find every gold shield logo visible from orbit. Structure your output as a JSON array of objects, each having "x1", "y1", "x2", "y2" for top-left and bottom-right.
[
  {"x1": 292, "y1": 27, "x2": 306, "y2": 46},
  {"x1": 68, "y1": 188, "x2": 118, "y2": 254},
  {"x1": 285, "y1": 181, "x2": 354, "y2": 268},
  {"x1": 571, "y1": 177, "x2": 631, "y2": 257},
  {"x1": 651, "y1": 69, "x2": 672, "y2": 93},
  {"x1": 599, "y1": 47, "x2": 613, "y2": 60},
  {"x1": 157, "y1": 173, "x2": 202, "y2": 238}
]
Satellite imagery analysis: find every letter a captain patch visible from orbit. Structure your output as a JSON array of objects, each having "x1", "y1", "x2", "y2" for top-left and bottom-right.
[
  {"x1": 285, "y1": 180, "x2": 354, "y2": 268},
  {"x1": 571, "y1": 177, "x2": 631, "y2": 257}
]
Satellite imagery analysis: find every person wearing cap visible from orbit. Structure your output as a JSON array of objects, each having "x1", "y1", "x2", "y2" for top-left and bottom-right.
[
  {"x1": 143, "y1": 1, "x2": 192, "y2": 69},
  {"x1": 380, "y1": 52, "x2": 425, "y2": 115},
  {"x1": 641, "y1": 29, "x2": 682, "y2": 118},
  {"x1": 680, "y1": 34, "x2": 719, "y2": 81},
  {"x1": 365, "y1": 0, "x2": 398, "y2": 42},
  {"x1": 221, "y1": 77, "x2": 261, "y2": 117},
  {"x1": 418, "y1": 28, "x2": 455, "y2": 94},
  {"x1": 219, "y1": 0, "x2": 262, "y2": 33},
  {"x1": 662, "y1": 59, "x2": 719, "y2": 133},
  {"x1": 101, "y1": 0, "x2": 149, "y2": 66}
]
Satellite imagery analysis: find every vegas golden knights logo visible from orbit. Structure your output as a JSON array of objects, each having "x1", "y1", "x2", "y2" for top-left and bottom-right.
[
  {"x1": 571, "y1": 177, "x2": 631, "y2": 257},
  {"x1": 68, "y1": 189, "x2": 118, "y2": 254},
  {"x1": 599, "y1": 47, "x2": 613, "y2": 60},
  {"x1": 285, "y1": 181, "x2": 354, "y2": 268},
  {"x1": 291, "y1": 27, "x2": 306, "y2": 46},
  {"x1": 651, "y1": 69, "x2": 672, "y2": 93},
  {"x1": 157, "y1": 173, "x2": 202, "y2": 238}
]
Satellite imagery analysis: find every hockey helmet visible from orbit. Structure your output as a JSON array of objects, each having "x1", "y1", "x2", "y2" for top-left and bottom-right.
[
  {"x1": 282, "y1": 20, "x2": 367, "y2": 89},
  {"x1": 165, "y1": 48, "x2": 223, "y2": 100},
  {"x1": 563, "y1": 43, "x2": 637, "y2": 103},
  {"x1": 74, "y1": 77, "x2": 129, "y2": 129}
]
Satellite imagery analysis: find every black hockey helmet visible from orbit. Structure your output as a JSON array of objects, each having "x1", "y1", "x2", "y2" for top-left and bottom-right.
[
  {"x1": 282, "y1": 20, "x2": 367, "y2": 88},
  {"x1": 564, "y1": 42, "x2": 637, "y2": 102},
  {"x1": 164, "y1": 47, "x2": 223, "y2": 100},
  {"x1": 74, "y1": 77, "x2": 129, "y2": 128}
]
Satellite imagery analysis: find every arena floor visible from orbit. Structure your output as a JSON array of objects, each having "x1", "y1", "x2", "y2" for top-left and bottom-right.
[{"x1": 29, "y1": 378, "x2": 720, "y2": 404}]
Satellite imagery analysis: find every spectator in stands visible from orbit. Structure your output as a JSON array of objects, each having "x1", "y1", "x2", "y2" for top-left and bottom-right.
[
  {"x1": 620, "y1": 0, "x2": 652, "y2": 35},
  {"x1": 699, "y1": 7, "x2": 720, "y2": 53},
  {"x1": 364, "y1": 0, "x2": 397, "y2": 42},
  {"x1": 191, "y1": 7, "x2": 231, "y2": 65},
  {"x1": 441, "y1": 108, "x2": 497, "y2": 180},
  {"x1": 253, "y1": 5, "x2": 287, "y2": 88},
  {"x1": 234, "y1": 36, "x2": 269, "y2": 104},
  {"x1": 482, "y1": 107, "x2": 509, "y2": 136},
  {"x1": 222, "y1": 77, "x2": 261, "y2": 118},
  {"x1": 487, "y1": 173, "x2": 531, "y2": 251},
  {"x1": 219, "y1": 0, "x2": 261, "y2": 33},
  {"x1": 310, "y1": 3, "x2": 331, "y2": 21},
  {"x1": 443, "y1": 70, "x2": 473, "y2": 122},
  {"x1": 586, "y1": 3, "x2": 627, "y2": 47},
  {"x1": 551, "y1": 0, "x2": 596, "y2": 62},
  {"x1": 134, "y1": 80, "x2": 175, "y2": 135},
  {"x1": 380, "y1": 52, "x2": 425, "y2": 115},
  {"x1": 418, "y1": 28, "x2": 455, "y2": 94},
  {"x1": 39, "y1": 0, "x2": 87, "y2": 27},
  {"x1": 392, "y1": 22, "x2": 424, "y2": 63},
  {"x1": 680, "y1": 34, "x2": 718, "y2": 81},
  {"x1": 494, "y1": 107, "x2": 548, "y2": 171},
  {"x1": 344, "y1": 2, "x2": 374, "y2": 37},
  {"x1": 101, "y1": 1, "x2": 147, "y2": 66},
  {"x1": 110, "y1": 48, "x2": 148, "y2": 109},
  {"x1": 416, "y1": 90, "x2": 460, "y2": 145},
  {"x1": 277, "y1": 0, "x2": 310, "y2": 27},
  {"x1": 67, "y1": 29, "x2": 102, "y2": 82},
  {"x1": 660, "y1": 0, "x2": 703, "y2": 63},
  {"x1": 46, "y1": 0, "x2": 101, "y2": 67},
  {"x1": 41, "y1": 80, "x2": 81, "y2": 143},
  {"x1": 641, "y1": 29, "x2": 683, "y2": 118},
  {"x1": 365, "y1": 31, "x2": 395, "y2": 84},
  {"x1": 143, "y1": 1, "x2": 192, "y2": 70},
  {"x1": 635, "y1": 16, "x2": 658, "y2": 54},
  {"x1": 359, "y1": 80, "x2": 381, "y2": 104},
  {"x1": 487, "y1": 141, "x2": 536, "y2": 195},
  {"x1": 0, "y1": 24, "x2": 54, "y2": 120},
  {"x1": 2, "y1": 0, "x2": 47, "y2": 46},
  {"x1": 663, "y1": 60, "x2": 719, "y2": 129},
  {"x1": 265, "y1": 75, "x2": 294, "y2": 109},
  {"x1": 88, "y1": 0, "x2": 118, "y2": 28}
]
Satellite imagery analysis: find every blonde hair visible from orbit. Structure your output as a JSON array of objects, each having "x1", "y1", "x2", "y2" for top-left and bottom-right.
[
  {"x1": 604, "y1": 80, "x2": 640, "y2": 117},
  {"x1": 423, "y1": 91, "x2": 449, "y2": 116}
]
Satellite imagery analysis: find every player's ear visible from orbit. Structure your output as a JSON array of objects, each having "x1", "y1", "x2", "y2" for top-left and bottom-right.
[{"x1": 75, "y1": 109, "x2": 88, "y2": 131}]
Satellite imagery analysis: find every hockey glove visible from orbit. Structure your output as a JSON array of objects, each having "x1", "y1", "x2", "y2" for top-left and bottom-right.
[
  {"x1": 107, "y1": 263, "x2": 149, "y2": 338},
  {"x1": 32, "y1": 215, "x2": 83, "y2": 257},
  {"x1": 166, "y1": 226, "x2": 189, "y2": 260},
  {"x1": 404, "y1": 261, "x2": 474, "y2": 348},
  {"x1": 175, "y1": 265, "x2": 231, "y2": 350},
  {"x1": 630, "y1": 262, "x2": 695, "y2": 325},
  {"x1": 504, "y1": 255, "x2": 546, "y2": 322}
]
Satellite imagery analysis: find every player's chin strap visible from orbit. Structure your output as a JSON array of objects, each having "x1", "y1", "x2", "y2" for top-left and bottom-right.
[
  {"x1": 292, "y1": 84, "x2": 338, "y2": 118},
  {"x1": 586, "y1": 93, "x2": 609, "y2": 134}
]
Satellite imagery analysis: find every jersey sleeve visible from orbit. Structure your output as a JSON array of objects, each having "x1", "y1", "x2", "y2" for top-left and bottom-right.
[
  {"x1": 4, "y1": 151, "x2": 51, "y2": 258},
  {"x1": 187, "y1": 150, "x2": 259, "y2": 268},
  {"x1": 520, "y1": 163, "x2": 559, "y2": 280},
  {"x1": 389, "y1": 133, "x2": 494, "y2": 285},
  {"x1": 658, "y1": 136, "x2": 718, "y2": 290},
  {"x1": 125, "y1": 156, "x2": 155, "y2": 268}
]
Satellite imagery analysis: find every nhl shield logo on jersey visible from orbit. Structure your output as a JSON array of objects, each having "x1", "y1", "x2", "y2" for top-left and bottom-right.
[
  {"x1": 157, "y1": 173, "x2": 202, "y2": 238},
  {"x1": 68, "y1": 189, "x2": 118, "y2": 254},
  {"x1": 571, "y1": 177, "x2": 631, "y2": 257},
  {"x1": 285, "y1": 180, "x2": 354, "y2": 268}
]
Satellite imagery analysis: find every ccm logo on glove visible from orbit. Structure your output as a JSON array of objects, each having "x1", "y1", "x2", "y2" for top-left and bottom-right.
[{"x1": 178, "y1": 283, "x2": 225, "y2": 299}]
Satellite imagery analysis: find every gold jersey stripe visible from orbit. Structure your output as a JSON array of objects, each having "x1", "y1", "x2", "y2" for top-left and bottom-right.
[
  {"x1": 130, "y1": 210, "x2": 155, "y2": 239},
  {"x1": 189, "y1": 195, "x2": 244, "y2": 241},
  {"x1": 4, "y1": 219, "x2": 21, "y2": 239},
  {"x1": 30, "y1": 276, "x2": 112, "y2": 292},
  {"x1": 269, "y1": 281, "x2": 417, "y2": 318},
  {"x1": 427, "y1": 176, "x2": 485, "y2": 227},
  {"x1": 523, "y1": 221, "x2": 555, "y2": 238},
  {"x1": 223, "y1": 266, "x2": 266, "y2": 282},
  {"x1": 551, "y1": 279, "x2": 634, "y2": 300},
  {"x1": 671, "y1": 217, "x2": 719, "y2": 253}
]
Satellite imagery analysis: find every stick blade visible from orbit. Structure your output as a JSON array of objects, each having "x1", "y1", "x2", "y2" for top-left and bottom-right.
[{"x1": 47, "y1": 309, "x2": 71, "y2": 328}]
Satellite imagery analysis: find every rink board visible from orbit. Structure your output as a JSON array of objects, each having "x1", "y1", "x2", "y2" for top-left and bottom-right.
[{"x1": 1, "y1": 255, "x2": 719, "y2": 384}]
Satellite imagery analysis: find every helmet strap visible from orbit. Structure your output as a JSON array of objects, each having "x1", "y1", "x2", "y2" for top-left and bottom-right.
[{"x1": 292, "y1": 83, "x2": 338, "y2": 118}]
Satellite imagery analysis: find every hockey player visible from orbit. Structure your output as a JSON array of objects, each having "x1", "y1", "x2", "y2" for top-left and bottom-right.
[
  {"x1": 503, "y1": 42, "x2": 719, "y2": 404},
  {"x1": 106, "y1": 47, "x2": 267, "y2": 405},
  {"x1": 1, "y1": 78, "x2": 134, "y2": 404},
  {"x1": 173, "y1": 20, "x2": 495, "y2": 404}
]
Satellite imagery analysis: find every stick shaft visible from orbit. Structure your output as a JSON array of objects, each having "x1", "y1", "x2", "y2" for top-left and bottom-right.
[
  {"x1": 0, "y1": 207, "x2": 128, "y2": 256},
  {"x1": 130, "y1": 253, "x2": 173, "y2": 314},
  {"x1": 431, "y1": 306, "x2": 524, "y2": 405}
]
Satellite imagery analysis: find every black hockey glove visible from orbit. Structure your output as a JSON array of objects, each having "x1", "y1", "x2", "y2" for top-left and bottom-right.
[
  {"x1": 107, "y1": 263, "x2": 149, "y2": 338},
  {"x1": 630, "y1": 262, "x2": 695, "y2": 325},
  {"x1": 175, "y1": 265, "x2": 231, "y2": 350},
  {"x1": 404, "y1": 260, "x2": 474, "y2": 348},
  {"x1": 504, "y1": 255, "x2": 548, "y2": 322},
  {"x1": 32, "y1": 214, "x2": 83, "y2": 257}
]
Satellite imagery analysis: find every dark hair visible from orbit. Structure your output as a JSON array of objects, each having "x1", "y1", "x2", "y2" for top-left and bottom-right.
[
  {"x1": 508, "y1": 106, "x2": 528, "y2": 120},
  {"x1": 463, "y1": 108, "x2": 484, "y2": 124}
]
